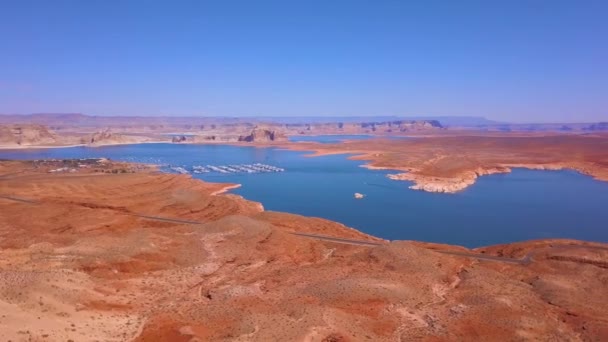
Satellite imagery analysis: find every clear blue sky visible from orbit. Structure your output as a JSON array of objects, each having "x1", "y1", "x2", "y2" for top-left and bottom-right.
[{"x1": 1, "y1": 0, "x2": 606, "y2": 122}]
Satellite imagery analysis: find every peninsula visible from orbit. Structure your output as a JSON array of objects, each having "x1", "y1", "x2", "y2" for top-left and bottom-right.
[{"x1": 282, "y1": 133, "x2": 608, "y2": 193}]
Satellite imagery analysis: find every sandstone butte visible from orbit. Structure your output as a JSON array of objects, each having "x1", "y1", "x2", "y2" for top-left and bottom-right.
[
  {"x1": 1, "y1": 159, "x2": 607, "y2": 341},
  {"x1": 0, "y1": 118, "x2": 441, "y2": 149},
  {"x1": 0, "y1": 124, "x2": 158, "y2": 149}
]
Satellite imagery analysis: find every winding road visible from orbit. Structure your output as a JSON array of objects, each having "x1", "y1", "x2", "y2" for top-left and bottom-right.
[{"x1": 2, "y1": 194, "x2": 607, "y2": 266}]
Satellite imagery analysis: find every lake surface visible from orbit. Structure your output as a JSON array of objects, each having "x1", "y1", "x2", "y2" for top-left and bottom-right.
[{"x1": 2, "y1": 143, "x2": 608, "y2": 248}]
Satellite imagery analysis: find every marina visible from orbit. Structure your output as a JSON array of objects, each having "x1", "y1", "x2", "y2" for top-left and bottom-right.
[{"x1": 170, "y1": 163, "x2": 285, "y2": 175}]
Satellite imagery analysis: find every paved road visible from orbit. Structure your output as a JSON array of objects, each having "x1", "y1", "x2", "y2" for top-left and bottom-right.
[
  {"x1": 436, "y1": 250, "x2": 528, "y2": 264},
  {"x1": 133, "y1": 214, "x2": 203, "y2": 225},
  {"x1": 290, "y1": 232, "x2": 384, "y2": 247},
  {"x1": 0, "y1": 195, "x2": 39, "y2": 204},
  {"x1": 2, "y1": 193, "x2": 607, "y2": 266}
]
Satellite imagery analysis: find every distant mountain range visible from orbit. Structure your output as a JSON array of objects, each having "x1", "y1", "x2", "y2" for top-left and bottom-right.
[
  {"x1": 0, "y1": 113, "x2": 606, "y2": 132},
  {"x1": 0, "y1": 113, "x2": 444, "y2": 139},
  {"x1": 0, "y1": 113, "x2": 473, "y2": 126}
]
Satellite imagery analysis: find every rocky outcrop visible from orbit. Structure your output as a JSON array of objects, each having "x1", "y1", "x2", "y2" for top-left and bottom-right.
[
  {"x1": 387, "y1": 164, "x2": 585, "y2": 193},
  {"x1": 281, "y1": 120, "x2": 443, "y2": 135},
  {"x1": 0, "y1": 114, "x2": 445, "y2": 136},
  {"x1": 0, "y1": 124, "x2": 59, "y2": 146},
  {"x1": 171, "y1": 135, "x2": 188, "y2": 143},
  {"x1": 82, "y1": 129, "x2": 148, "y2": 146},
  {"x1": 388, "y1": 167, "x2": 511, "y2": 193},
  {"x1": 238, "y1": 128, "x2": 287, "y2": 142}
]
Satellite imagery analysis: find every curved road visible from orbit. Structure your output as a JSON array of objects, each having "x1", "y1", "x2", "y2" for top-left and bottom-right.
[{"x1": 2, "y1": 194, "x2": 607, "y2": 266}]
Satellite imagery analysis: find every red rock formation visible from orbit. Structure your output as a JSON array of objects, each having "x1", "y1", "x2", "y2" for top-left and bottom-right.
[
  {"x1": 0, "y1": 124, "x2": 59, "y2": 146},
  {"x1": 82, "y1": 129, "x2": 152, "y2": 146},
  {"x1": 238, "y1": 127, "x2": 288, "y2": 142}
]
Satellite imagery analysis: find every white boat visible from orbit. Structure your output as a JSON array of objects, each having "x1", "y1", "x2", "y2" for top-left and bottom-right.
[{"x1": 170, "y1": 166, "x2": 189, "y2": 174}]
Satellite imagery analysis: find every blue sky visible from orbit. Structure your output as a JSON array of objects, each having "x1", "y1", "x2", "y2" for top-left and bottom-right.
[{"x1": 0, "y1": 0, "x2": 606, "y2": 122}]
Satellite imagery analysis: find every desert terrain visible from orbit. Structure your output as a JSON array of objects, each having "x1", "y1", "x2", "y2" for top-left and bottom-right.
[
  {"x1": 282, "y1": 133, "x2": 608, "y2": 193},
  {"x1": 2, "y1": 115, "x2": 608, "y2": 194},
  {"x1": 0, "y1": 114, "x2": 445, "y2": 148},
  {"x1": 2, "y1": 113, "x2": 608, "y2": 196},
  {"x1": 0, "y1": 124, "x2": 161, "y2": 149},
  {"x1": 1, "y1": 159, "x2": 607, "y2": 341},
  {"x1": 1, "y1": 113, "x2": 606, "y2": 133}
]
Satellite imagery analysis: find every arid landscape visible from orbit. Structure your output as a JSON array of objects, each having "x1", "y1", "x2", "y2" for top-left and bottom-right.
[
  {"x1": 283, "y1": 133, "x2": 608, "y2": 193},
  {"x1": 3, "y1": 115, "x2": 607, "y2": 194},
  {"x1": 1, "y1": 159, "x2": 607, "y2": 341},
  {"x1": 3, "y1": 1, "x2": 608, "y2": 340},
  {"x1": 0, "y1": 114, "x2": 445, "y2": 148}
]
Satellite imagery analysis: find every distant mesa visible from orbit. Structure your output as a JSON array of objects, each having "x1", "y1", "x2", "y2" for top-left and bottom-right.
[
  {"x1": 0, "y1": 113, "x2": 445, "y2": 135},
  {"x1": 172, "y1": 135, "x2": 188, "y2": 143},
  {"x1": 3, "y1": 113, "x2": 608, "y2": 134},
  {"x1": 84, "y1": 129, "x2": 112, "y2": 144},
  {"x1": 81, "y1": 129, "x2": 149, "y2": 146},
  {"x1": 169, "y1": 127, "x2": 288, "y2": 144},
  {"x1": 84, "y1": 129, "x2": 120, "y2": 145},
  {"x1": 0, "y1": 124, "x2": 59, "y2": 146},
  {"x1": 355, "y1": 119, "x2": 443, "y2": 132},
  {"x1": 288, "y1": 120, "x2": 444, "y2": 135},
  {"x1": 238, "y1": 127, "x2": 287, "y2": 143},
  {"x1": 584, "y1": 122, "x2": 608, "y2": 131}
]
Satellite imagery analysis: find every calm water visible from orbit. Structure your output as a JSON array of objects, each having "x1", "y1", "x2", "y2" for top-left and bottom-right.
[{"x1": 2, "y1": 143, "x2": 608, "y2": 247}]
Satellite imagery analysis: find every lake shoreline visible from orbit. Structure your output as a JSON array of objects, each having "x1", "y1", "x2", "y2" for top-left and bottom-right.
[
  {"x1": 2, "y1": 136, "x2": 608, "y2": 195},
  {"x1": 2, "y1": 150, "x2": 608, "y2": 246},
  {"x1": 3, "y1": 158, "x2": 607, "y2": 341}
]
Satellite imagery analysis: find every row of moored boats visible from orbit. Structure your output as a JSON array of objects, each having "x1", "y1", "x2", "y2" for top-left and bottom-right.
[{"x1": 169, "y1": 163, "x2": 285, "y2": 174}]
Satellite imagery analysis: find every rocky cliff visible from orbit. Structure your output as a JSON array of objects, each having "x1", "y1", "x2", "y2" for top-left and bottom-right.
[
  {"x1": 0, "y1": 114, "x2": 445, "y2": 136},
  {"x1": 281, "y1": 120, "x2": 443, "y2": 135},
  {"x1": 238, "y1": 128, "x2": 288, "y2": 142},
  {"x1": 82, "y1": 129, "x2": 151, "y2": 146}
]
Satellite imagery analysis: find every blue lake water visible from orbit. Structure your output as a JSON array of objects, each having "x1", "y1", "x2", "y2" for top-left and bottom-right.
[{"x1": 2, "y1": 143, "x2": 608, "y2": 248}]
